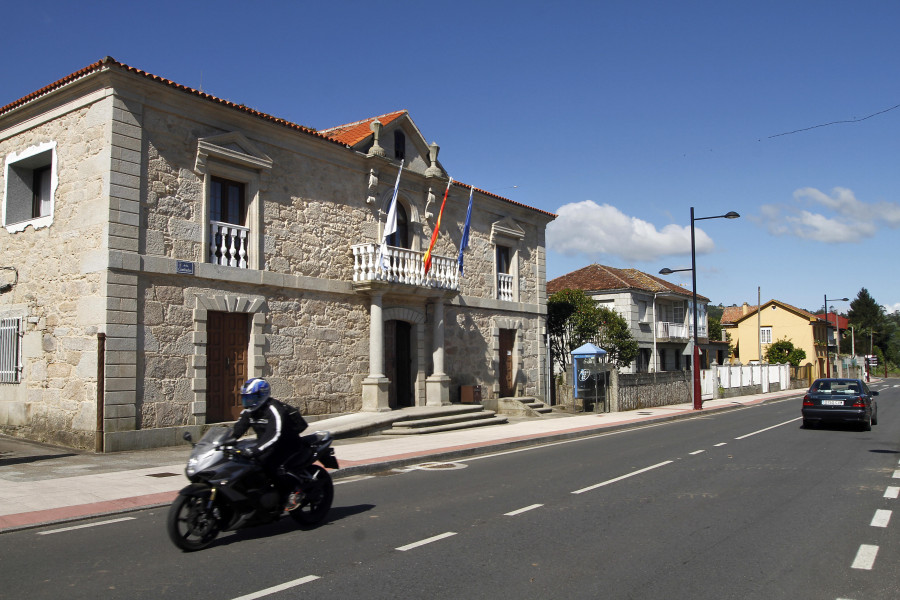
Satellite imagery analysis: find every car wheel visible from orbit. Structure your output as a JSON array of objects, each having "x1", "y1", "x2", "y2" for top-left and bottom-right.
[
  {"x1": 872, "y1": 409, "x2": 878, "y2": 426},
  {"x1": 863, "y1": 414, "x2": 872, "y2": 432}
]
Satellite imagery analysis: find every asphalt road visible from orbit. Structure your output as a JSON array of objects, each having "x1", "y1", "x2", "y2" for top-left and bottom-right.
[{"x1": 2, "y1": 381, "x2": 898, "y2": 600}]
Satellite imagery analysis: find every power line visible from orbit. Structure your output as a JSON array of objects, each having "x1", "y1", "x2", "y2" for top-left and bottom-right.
[{"x1": 768, "y1": 102, "x2": 900, "y2": 139}]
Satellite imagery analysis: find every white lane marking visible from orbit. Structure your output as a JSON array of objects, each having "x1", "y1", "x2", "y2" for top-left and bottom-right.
[
  {"x1": 230, "y1": 576, "x2": 320, "y2": 600},
  {"x1": 505, "y1": 504, "x2": 543, "y2": 516},
  {"x1": 871, "y1": 510, "x2": 892, "y2": 528},
  {"x1": 335, "y1": 475, "x2": 375, "y2": 485},
  {"x1": 396, "y1": 531, "x2": 457, "y2": 552},
  {"x1": 893, "y1": 470, "x2": 900, "y2": 479},
  {"x1": 851, "y1": 544, "x2": 879, "y2": 570},
  {"x1": 884, "y1": 486, "x2": 900, "y2": 499},
  {"x1": 734, "y1": 418, "x2": 801, "y2": 440},
  {"x1": 689, "y1": 450, "x2": 705, "y2": 455},
  {"x1": 38, "y1": 517, "x2": 135, "y2": 535},
  {"x1": 714, "y1": 443, "x2": 727, "y2": 447},
  {"x1": 572, "y1": 461, "x2": 674, "y2": 495}
]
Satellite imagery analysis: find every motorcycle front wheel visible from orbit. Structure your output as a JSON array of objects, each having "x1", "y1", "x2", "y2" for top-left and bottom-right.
[
  {"x1": 167, "y1": 494, "x2": 221, "y2": 551},
  {"x1": 289, "y1": 465, "x2": 334, "y2": 528}
]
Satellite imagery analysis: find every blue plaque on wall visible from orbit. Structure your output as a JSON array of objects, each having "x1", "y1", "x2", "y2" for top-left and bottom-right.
[{"x1": 176, "y1": 261, "x2": 194, "y2": 275}]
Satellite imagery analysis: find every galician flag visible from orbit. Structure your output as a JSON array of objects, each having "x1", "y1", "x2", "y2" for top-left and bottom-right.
[
  {"x1": 377, "y1": 161, "x2": 404, "y2": 270},
  {"x1": 457, "y1": 186, "x2": 474, "y2": 274},
  {"x1": 423, "y1": 177, "x2": 453, "y2": 275}
]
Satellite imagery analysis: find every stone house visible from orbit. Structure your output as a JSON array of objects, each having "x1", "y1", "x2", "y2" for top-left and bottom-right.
[
  {"x1": 0, "y1": 57, "x2": 555, "y2": 451},
  {"x1": 547, "y1": 264, "x2": 717, "y2": 373},
  {"x1": 721, "y1": 300, "x2": 828, "y2": 376}
]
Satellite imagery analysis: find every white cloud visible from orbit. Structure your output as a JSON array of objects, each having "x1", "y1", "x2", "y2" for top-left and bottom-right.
[
  {"x1": 884, "y1": 303, "x2": 900, "y2": 315},
  {"x1": 546, "y1": 200, "x2": 714, "y2": 262},
  {"x1": 761, "y1": 187, "x2": 900, "y2": 242}
]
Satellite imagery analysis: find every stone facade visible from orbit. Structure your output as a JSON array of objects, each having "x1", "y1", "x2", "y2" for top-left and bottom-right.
[{"x1": 0, "y1": 58, "x2": 555, "y2": 451}]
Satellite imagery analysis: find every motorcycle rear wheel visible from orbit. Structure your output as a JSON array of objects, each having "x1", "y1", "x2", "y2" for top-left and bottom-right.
[
  {"x1": 289, "y1": 465, "x2": 334, "y2": 528},
  {"x1": 167, "y1": 494, "x2": 221, "y2": 551}
]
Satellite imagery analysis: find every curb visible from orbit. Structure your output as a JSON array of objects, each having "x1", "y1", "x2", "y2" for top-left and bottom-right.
[{"x1": 0, "y1": 391, "x2": 803, "y2": 534}]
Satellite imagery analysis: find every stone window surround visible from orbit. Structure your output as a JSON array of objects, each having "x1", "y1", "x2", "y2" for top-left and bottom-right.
[
  {"x1": 491, "y1": 218, "x2": 525, "y2": 302},
  {"x1": 3, "y1": 140, "x2": 57, "y2": 233},
  {"x1": 190, "y1": 293, "x2": 267, "y2": 424},
  {"x1": 195, "y1": 133, "x2": 272, "y2": 271},
  {"x1": 491, "y1": 317, "x2": 523, "y2": 397}
]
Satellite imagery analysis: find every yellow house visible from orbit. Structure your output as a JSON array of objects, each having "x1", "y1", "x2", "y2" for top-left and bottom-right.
[{"x1": 721, "y1": 300, "x2": 829, "y2": 376}]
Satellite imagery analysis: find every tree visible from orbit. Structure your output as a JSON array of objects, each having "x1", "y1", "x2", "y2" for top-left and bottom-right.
[
  {"x1": 547, "y1": 289, "x2": 639, "y2": 371},
  {"x1": 848, "y1": 287, "x2": 888, "y2": 356},
  {"x1": 764, "y1": 339, "x2": 807, "y2": 367},
  {"x1": 708, "y1": 317, "x2": 723, "y2": 342}
]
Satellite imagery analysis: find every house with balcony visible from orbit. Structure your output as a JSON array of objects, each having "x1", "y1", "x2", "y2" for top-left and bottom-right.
[
  {"x1": 721, "y1": 300, "x2": 828, "y2": 376},
  {"x1": 0, "y1": 58, "x2": 555, "y2": 451},
  {"x1": 547, "y1": 264, "x2": 714, "y2": 373}
]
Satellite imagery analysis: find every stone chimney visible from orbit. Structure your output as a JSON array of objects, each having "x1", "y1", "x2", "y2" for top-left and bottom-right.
[{"x1": 742, "y1": 302, "x2": 750, "y2": 316}]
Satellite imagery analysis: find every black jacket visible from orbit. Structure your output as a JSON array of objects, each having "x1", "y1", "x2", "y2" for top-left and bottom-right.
[{"x1": 233, "y1": 398, "x2": 303, "y2": 466}]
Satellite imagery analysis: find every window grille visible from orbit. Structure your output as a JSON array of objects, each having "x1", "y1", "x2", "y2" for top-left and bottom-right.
[{"x1": 0, "y1": 318, "x2": 22, "y2": 383}]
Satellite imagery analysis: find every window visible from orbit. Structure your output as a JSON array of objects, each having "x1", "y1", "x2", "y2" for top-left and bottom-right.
[
  {"x1": 638, "y1": 300, "x2": 649, "y2": 323},
  {"x1": 496, "y1": 245, "x2": 513, "y2": 301},
  {"x1": 210, "y1": 177, "x2": 245, "y2": 225},
  {"x1": 760, "y1": 327, "x2": 772, "y2": 344},
  {"x1": 673, "y1": 302, "x2": 685, "y2": 324},
  {"x1": 386, "y1": 203, "x2": 409, "y2": 249},
  {"x1": 4, "y1": 142, "x2": 56, "y2": 231},
  {"x1": 394, "y1": 130, "x2": 406, "y2": 161},
  {"x1": 0, "y1": 317, "x2": 22, "y2": 383}
]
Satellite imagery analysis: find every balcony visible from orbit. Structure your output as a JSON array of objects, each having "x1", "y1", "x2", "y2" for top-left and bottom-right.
[
  {"x1": 352, "y1": 243, "x2": 459, "y2": 291},
  {"x1": 656, "y1": 321, "x2": 689, "y2": 340},
  {"x1": 210, "y1": 221, "x2": 250, "y2": 268},
  {"x1": 497, "y1": 273, "x2": 514, "y2": 301}
]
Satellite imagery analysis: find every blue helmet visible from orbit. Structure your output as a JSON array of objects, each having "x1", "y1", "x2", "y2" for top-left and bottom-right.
[{"x1": 240, "y1": 378, "x2": 271, "y2": 411}]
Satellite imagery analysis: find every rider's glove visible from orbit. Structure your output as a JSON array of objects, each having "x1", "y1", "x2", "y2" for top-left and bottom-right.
[{"x1": 240, "y1": 446, "x2": 259, "y2": 459}]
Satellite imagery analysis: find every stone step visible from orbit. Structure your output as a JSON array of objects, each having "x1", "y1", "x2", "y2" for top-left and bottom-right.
[
  {"x1": 382, "y1": 415, "x2": 509, "y2": 435},
  {"x1": 391, "y1": 410, "x2": 499, "y2": 429}
]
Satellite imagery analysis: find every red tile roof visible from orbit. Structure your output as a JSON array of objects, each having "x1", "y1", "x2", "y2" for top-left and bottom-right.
[
  {"x1": 547, "y1": 264, "x2": 707, "y2": 301},
  {"x1": 722, "y1": 300, "x2": 823, "y2": 325},
  {"x1": 816, "y1": 313, "x2": 850, "y2": 329},
  {"x1": 0, "y1": 57, "x2": 556, "y2": 220},
  {"x1": 318, "y1": 110, "x2": 408, "y2": 146}
]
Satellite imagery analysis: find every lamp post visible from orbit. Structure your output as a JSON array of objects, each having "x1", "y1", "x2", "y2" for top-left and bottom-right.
[
  {"x1": 660, "y1": 207, "x2": 740, "y2": 410},
  {"x1": 823, "y1": 295, "x2": 848, "y2": 377}
]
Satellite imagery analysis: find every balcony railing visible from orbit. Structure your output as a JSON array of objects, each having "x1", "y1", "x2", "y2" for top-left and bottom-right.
[
  {"x1": 210, "y1": 221, "x2": 250, "y2": 268},
  {"x1": 498, "y1": 273, "x2": 514, "y2": 301},
  {"x1": 656, "y1": 321, "x2": 689, "y2": 340},
  {"x1": 352, "y1": 243, "x2": 459, "y2": 291}
]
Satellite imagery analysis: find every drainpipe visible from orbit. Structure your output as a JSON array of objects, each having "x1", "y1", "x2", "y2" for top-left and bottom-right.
[{"x1": 96, "y1": 333, "x2": 106, "y2": 453}]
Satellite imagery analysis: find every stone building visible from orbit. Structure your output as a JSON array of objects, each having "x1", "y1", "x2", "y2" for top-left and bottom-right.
[{"x1": 0, "y1": 57, "x2": 555, "y2": 451}]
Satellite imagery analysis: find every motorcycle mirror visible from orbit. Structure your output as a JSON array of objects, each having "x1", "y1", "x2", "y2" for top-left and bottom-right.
[{"x1": 183, "y1": 432, "x2": 193, "y2": 443}]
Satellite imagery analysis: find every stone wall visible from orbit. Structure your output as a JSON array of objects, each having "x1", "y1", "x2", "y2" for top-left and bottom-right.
[{"x1": 0, "y1": 97, "x2": 112, "y2": 449}]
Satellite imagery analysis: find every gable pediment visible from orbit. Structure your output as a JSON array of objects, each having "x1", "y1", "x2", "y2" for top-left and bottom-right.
[
  {"x1": 195, "y1": 131, "x2": 273, "y2": 172},
  {"x1": 491, "y1": 217, "x2": 526, "y2": 243}
]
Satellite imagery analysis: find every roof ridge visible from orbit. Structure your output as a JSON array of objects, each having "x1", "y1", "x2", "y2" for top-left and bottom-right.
[{"x1": 319, "y1": 109, "x2": 408, "y2": 134}]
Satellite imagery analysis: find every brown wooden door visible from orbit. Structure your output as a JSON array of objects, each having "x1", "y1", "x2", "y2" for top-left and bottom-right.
[
  {"x1": 207, "y1": 311, "x2": 249, "y2": 422},
  {"x1": 499, "y1": 329, "x2": 515, "y2": 397}
]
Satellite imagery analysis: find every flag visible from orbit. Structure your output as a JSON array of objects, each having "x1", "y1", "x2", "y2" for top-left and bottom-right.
[
  {"x1": 457, "y1": 186, "x2": 474, "y2": 274},
  {"x1": 377, "y1": 161, "x2": 404, "y2": 270},
  {"x1": 423, "y1": 177, "x2": 452, "y2": 275}
]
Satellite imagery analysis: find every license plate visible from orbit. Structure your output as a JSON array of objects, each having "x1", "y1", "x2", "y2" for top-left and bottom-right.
[{"x1": 821, "y1": 399, "x2": 844, "y2": 406}]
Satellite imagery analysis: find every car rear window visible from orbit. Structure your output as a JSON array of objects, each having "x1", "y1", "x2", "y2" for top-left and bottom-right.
[{"x1": 810, "y1": 381, "x2": 860, "y2": 394}]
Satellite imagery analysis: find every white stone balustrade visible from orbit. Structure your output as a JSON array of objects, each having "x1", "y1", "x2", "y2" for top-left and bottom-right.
[
  {"x1": 352, "y1": 243, "x2": 459, "y2": 291},
  {"x1": 210, "y1": 221, "x2": 250, "y2": 268},
  {"x1": 656, "y1": 321, "x2": 689, "y2": 340},
  {"x1": 497, "y1": 273, "x2": 514, "y2": 301}
]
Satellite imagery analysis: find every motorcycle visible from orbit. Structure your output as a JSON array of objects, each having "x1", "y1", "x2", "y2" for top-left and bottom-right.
[{"x1": 167, "y1": 426, "x2": 339, "y2": 551}]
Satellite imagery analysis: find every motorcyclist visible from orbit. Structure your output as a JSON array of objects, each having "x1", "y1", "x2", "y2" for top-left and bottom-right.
[{"x1": 233, "y1": 378, "x2": 309, "y2": 510}]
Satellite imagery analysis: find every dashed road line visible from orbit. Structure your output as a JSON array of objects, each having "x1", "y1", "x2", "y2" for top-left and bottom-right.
[
  {"x1": 572, "y1": 461, "x2": 673, "y2": 495},
  {"x1": 893, "y1": 470, "x2": 900, "y2": 479},
  {"x1": 734, "y1": 418, "x2": 801, "y2": 440},
  {"x1": 396, "y1": 531, "x2": 457, "y2": 551},
  {"x1": 851, "y1": 544, "x2": 878, "y2": 570},
  {"x1": 505, "y1": 504, "x2": 543, "y2": 516},
  {"x1": 38, "y1": 517, "x2": 135, "y2": 535},
  {"x1": 884, "y1": 486, "x2": 899, "y2": 499},
  {"x1": 231, "y1": 576, "x2": 320, "y2": 600},
  {"x1": 689, "y1": 450, "x2": 705, "y2": 455},
  {"x1": 713, "y1": 443, "x2": 727, "y2": 447},
  {"x1": 870, "y1": 510, "x2": 891, "y2": 528}
]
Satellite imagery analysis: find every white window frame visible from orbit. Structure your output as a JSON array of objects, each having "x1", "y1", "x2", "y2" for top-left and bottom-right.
[
  {"x1": 760, "y1": 326, "x2": 772, "y2": 345},
  {"x1": 673, "y1": 301, "x2": 685, "y2": 324},
  {"x1": 3, "y1": 141, "x2": 57, "y2": 233},
  {"x1": 0, "y1": 317, "x2": 23, "y2": 383}
]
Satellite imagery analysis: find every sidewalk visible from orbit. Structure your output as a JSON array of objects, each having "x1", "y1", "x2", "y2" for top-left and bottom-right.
[{"x1": 0, "y1": 388, "x2": 804, "y2": 533}]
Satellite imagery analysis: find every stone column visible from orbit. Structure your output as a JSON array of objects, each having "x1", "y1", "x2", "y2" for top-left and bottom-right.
[
  {"x1": 426, "y1": 298, "x2": 451, "y2": 406},
  {"x1": 362, "y1": 292, "x2": 390, "y2": 411}
]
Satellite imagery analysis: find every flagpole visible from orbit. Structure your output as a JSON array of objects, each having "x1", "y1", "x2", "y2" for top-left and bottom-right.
[
  {"x1": 377, "y1": 160, "x2": 404, "y2": 271},
  {"x1": 423, "y1": 176, "x2": 452, "y2": 275}
]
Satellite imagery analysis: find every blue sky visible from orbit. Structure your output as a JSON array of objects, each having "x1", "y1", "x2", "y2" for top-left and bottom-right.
[{"x1": 4, "y1": 1, "x2": 900, "y2": 314}]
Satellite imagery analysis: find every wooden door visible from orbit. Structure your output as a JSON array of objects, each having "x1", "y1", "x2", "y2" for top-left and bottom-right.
[
  {"x1": 499, "y1": 329, "x2": 515, "y2": 397},
  {"x1": 207, "y1": 311, "x2": 249, "y2": 422}
]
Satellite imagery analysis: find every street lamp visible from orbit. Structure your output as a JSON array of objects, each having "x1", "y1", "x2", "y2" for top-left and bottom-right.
[
  {"x1": 823, "y1": 295, "x2": 848, "y2": 377},
  {"x1": 660, "y1": 208, "x2": 740, "y2": 410}
]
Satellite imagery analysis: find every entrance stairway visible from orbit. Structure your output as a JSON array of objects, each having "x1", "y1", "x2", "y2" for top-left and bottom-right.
[{"x1": 382, "y1": 405, "x2": 507, "y2": 435}]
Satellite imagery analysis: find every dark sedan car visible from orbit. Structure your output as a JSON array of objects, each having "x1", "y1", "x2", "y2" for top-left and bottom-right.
[{"x1": 802, "y1": 378, "x2": 879, "y2": 430}]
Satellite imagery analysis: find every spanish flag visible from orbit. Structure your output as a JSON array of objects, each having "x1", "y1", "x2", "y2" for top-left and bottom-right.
[{"x1": 423, "y1": 177, "x2": 452, "y2": 275}]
